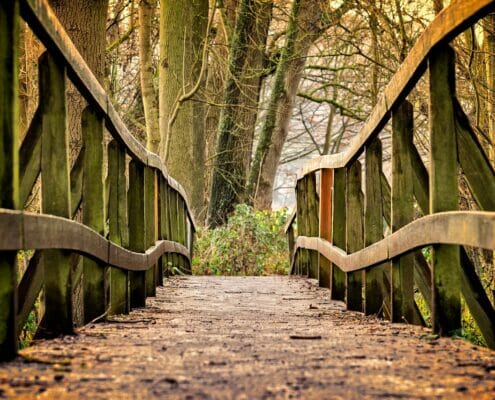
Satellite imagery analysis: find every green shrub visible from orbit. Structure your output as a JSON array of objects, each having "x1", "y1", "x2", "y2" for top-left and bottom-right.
[{"x1": 193, "y1": 204, "x2": 289, "y2": 276}]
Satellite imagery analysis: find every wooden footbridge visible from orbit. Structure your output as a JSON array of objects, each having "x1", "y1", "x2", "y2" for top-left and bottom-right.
[{"x1": 0, "y1": 0, "x2": 495, "y2": 398}]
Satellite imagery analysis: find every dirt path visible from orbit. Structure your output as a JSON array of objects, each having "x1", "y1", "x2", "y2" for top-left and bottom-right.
[{"x1": 1, "y1": 276, "x2": 494, "y2": 399}]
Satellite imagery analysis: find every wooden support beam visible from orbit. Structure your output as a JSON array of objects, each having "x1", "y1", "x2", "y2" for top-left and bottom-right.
[
  {"x1": 159, "y1": 177, "x2": 170, "y2": 278},
  {"x1": 391, "y1": 100, "x2": 416, "y2": 324},
  {"x1": 0, "y1": 0, "x2": 19, "y2": 360},
  {"x1": 331, "y1": 168, "x2": 346, "y2": 301},
  {"x1": 144, "y1": 167, "x2": 156, "y2": 296},
  {"x1": 429, "y1": 45, "x2": 461, "y2": 335},
  {"x1": 128, "y1": 160, "x2": 146, "y2": 307},
  {"x1": 306, "y1": 172, "x2": 319, "y2": 280},
  {"x1": 346, "y1": 160, "x2": 364, "y2": 312},
  {"x1": 108, "y1": 140, "x2": 129, "y2": 315},
  {"x1": 364, "y1": 138, "x2": 387, "y2": 316},
  {"x1": 319, "y1": 169, "x2": 333, "y2": 289},
  {"x1": 82, "y1": 106, "x2": 106, "y2": 323},
  {"x1": 295, "y1": 179, "x2": 307, "y2": 276},
  {"x1": 155, "y1": 173, "x2": 163, "y2": 286},
  {"x1": 38, "y1": 51, "x2": 73, "y2": 337}
]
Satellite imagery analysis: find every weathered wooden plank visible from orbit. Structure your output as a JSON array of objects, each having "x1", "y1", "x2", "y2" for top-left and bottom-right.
[
  {"x1": 295, "y1": 180, "x2": 304, "y2": 275},
  {"x1": 331, "y1": 168, "x2": 346, "y2": 300},
  {"x1": 0, "y1": 0, "x2": 19, "y2": 360},
  {"x1": 454, "y1": 99, "x2": 495, "y2": 211},
  {"x1": 319, "y1": 169, "x2": 333, "y2": 289},
  {"x1": 159, "y1": 177, "x2": 170, "y2": 278},
  {"x1": 346, "y1": 160, "x2": 364, "y2": 312},
  {"x1": 128, "y1": 160, "x2": 146, "y2": 307},
  {"x1": 19, "y1": 107, "x2": 41, "y2": 206},
  {"x1": 82, "y1": 106, "x2": 106, "y2": 323},
  {"x1": 16, "y1": 252, "x2": 43, "y2": 335},
  {"x1": 144, "y1": 167, "x2": 156, "y2": 296},
  {"x1": 306, "y1": 172, "x2": 319, "y2": 280},
  {"x1": 155, "y1": 173, "x2": 163, "y2": 286},
  {"x1": 38, "y1": 51, "x2": 73, "y2": 337},
  {"x1": 429, "y1": 45, "x2": 461, "y2": 335},
  {"x1": 391, "y1": 100, "x2": 416, "y2": 324},
  {"x1": 364, "y1": 138, "x2": 387, "y2": 316}
]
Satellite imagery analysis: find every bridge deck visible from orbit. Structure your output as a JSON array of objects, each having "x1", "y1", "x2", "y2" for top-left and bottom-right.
[{"x1": 1, "y1": 276, "x2": 494, "y2": 399}]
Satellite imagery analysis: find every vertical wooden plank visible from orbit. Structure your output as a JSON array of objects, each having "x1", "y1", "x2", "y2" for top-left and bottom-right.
[
  {"x1": 287, "y1": 225, "x2": 295, "y2": 270},
  {"x1": 128, "y1": 160, "x2": 146, "y2": 307},
  {"x1": 319, "y1": 169, "x2": 333, "y2": 288},
  {"x1": 295, "y1": 180, "x2": 304, "y2": 275},
  {"x1": 331, "y1": 168, "x2": 346, "y2": 301},
  {"x1": 168, "y1": 188, "x2": 179, "y2": 274},
  {"x1": 297, "y1": 178, "x2": 309, "y2": 276},
  {"x1": 82, "y1": 106, "x2": 106, "y2": 323},
  {"x1": 108, "y1": 140, "x2": 129, "y2": 315},
  {"x1": 391, "y1": 100, "x2": 417, "y2": 324},
  {"x1": 39, "y1": 51, "x2": 73, "y2": 336},
  {"x1": 154, "y1": 173, "x2": 162, "y2": 286},
  {"x1": 144, "y1": 167, "x2": 156, "y2": 296},
  {"x1": 159, "y1": 177, "x2": 170, "y2": 278},
  {"x1": 346, "y1": 160, "x2": 364, "y2": 312},
  {"x1": 429, "y1": 45, "x2": 461, "y2": 335},
  {"x1": 364, "y1": 138, "x2": 387, "y2": 316},
  {"x1": 0, "y1": 0, "x2": 19, "y2": 360},
  {"x1": 306, "y1": 172, "x2": 319, "y2": 280}
]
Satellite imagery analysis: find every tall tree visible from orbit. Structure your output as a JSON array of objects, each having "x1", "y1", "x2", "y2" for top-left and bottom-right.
[
  {"x1": 159, "y1": 0, "x2": 209, "y2": 218},
  {"x1": 138, "y1": 0, "x2": 160, "y2": 153}
]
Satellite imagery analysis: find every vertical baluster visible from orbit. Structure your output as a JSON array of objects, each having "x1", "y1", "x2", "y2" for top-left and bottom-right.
[
  {"x1": 365, "y1": 138, "x2": 386, "y2": 316},
  {"x1": 429, "y1": 45, "x2": 461, "y2": 335},
  {"x1": 155, "y1": 173, "x2": 163, "y2": 286},
  {"x1": 82, "y1": 106, "x2": 106, "y2": 323},
  {"x1": 128, "y1": 160, "x2": 146, "y2": 307},
  {"x1": 319, "y1": 169, "x2": 333, "y2": 289},
  {"x1": 39, "y1": 52, "x2": 73, "y2": 336},
  {"x1": 306, "y1": 172, "x2": 319, "y2": 281},
  {"x1": 0, "y1": 0, "x2": 19, "y2": 360},
  {"x1": 295, "y1": 181, "x2": 303, "y2": 275},
  {"x1": 144, "y1": 167, "x2": 156, "y2": 296},
  {"x1": 296, "y1": 178, "x2": 308, "y2": 276},
  {"x1": 287, "y1": 224, "x2": 295, "y2": 272},
  {"x1": 168, "y1": 187, "x2": 179, "y2": 274},
  {"x1": 108, "y1": 140, "x2": 129, "y2": 315},
  {"x1": 391, "y1": 100, "x2": 417, "y2": 323},
  {"x1": 176, "y1": 197, "x2": 186, "y2": 273},
  {"x1": 346, "y1": 160, "x2": 364, "y2": 312},
  {"x1": 331, "y1": 168, "x2": 346, "y2": 301},
  {"x1": 159, "y1": 177, "x2": 170, "y2": 278}
]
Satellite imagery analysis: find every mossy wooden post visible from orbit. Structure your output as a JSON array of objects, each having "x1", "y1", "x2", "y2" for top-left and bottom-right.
[
  {"x1": 346, "y1": 160, "x2": 364, "y2": 312},
  {"x1": 365, "y1": 138, "x2": 386, "y2": 316},
  {"x1": 319, "y1": 169, "x2": 333, "y2": 289},
  {"x1": 429, "y1": 45, "x2": 461, "y2": 335},
  {"x1": 295, "y1": 180, "x2": 304, "y2": 275},
  {"x1": 0, "y1": 0, "x2": 19, "y2": 360},
  {"x1": 154, "y1": 173, "x2": 163, "y2": 286},
  {"x1": 128, "y1": 160, "x2": 146, "y2": 307},
  {"x1": 296, "y1": 178, "x2": 309, "y2": 276},
  {"x1": 159, "y1": 177, "x2": 171, "y2": 278},
  {"x1": 306, "y1": 172, "x2": 319, "y2": 280},
  {"x1": 108, "y1": 140, "x2": 129, "y2": 315},
  {"x1": 144, "y1": 167, "x2": 156, "y2": 296},
  {"x1": 287, "y1": 224, "x2": 295, "y2": 270},
  {"x1": 176, "y1": 197, "x2": 186, "y2": 273},
  {"x1": 82, "y1": 106, "x2": 106, "y2": 323},
  {"x1": 39, "y1": 52, "x2": 73, "y2": 336},
  {"x1": 168, "y1": 188, "x2": 179, "y2": 274},
  {"x1": 331, "y1": 168, "x2": 346, "y2": 300},
  {"x1": 391, "y1": 100, "x2": 416, "y2": 324}
]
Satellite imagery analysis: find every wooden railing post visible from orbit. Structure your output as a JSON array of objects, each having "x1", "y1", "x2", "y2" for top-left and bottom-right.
[
  {"x1": 154, "y1": 173, "x2": 163, "y2": 286},
  {"x1": 144, "y1": 167, "x2": 156, "y2": 296},
  {"x1": 168, "y1": 187, "x2": 179, "y2": 274},
  {"x1": 346, "y1": 160, "x2": 364, "y2": 312},
  {"x1": 128, "y1": 160, "x2": 146, "y2": 307},
  {"x1": 108, "y1": 140, "x2": 129, "y2": 315},
  {"x1": 159, "y1": 177, "x2": 171, "y2": 278},
  {"x1": 391, "y1": 100, "x2": 418, "y2": 324},
  {"x1": 319, "y1": 169, "x2": 333, "y2": 289},
  {"x1": 296, "y1": 178, "x2": 308, "y2": 276},
  {"x1": 82, "y1": 105, "x2": 106, "y2": 323},
  {"x1": 429, "y1": 45, "x2": 461, "y2": 335},
  {"x1": 331, "y1": 168, "x2": 346, "y2": 301},
  {"x1": 364, "y1": 138, "x2": 387, "y2": 316},
  {"x1": 306, "y1": 172, "x2": 319, "y2": 280},
  {"x1": 0, "y1": 0, "x2": 19, "y2": 360},
  {"x1": 38, "y1": 51, "x2": 74, "y2": 336}
]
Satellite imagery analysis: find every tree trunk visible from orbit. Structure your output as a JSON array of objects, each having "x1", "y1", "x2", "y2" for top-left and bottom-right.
[
  {"x1": 138, "y1": 0, "x2": 160, "y2": 153},
  {"x1": 206, "y1": 0, "x2": 261, "y2": 227},
  {"x1": 159, "y1": 0, "x2": 208, "y2": 219}
]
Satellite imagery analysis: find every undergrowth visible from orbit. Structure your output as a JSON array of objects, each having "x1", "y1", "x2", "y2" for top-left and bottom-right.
[{"x1": 192, "y1": 204, "x2": 289, "y2": 276}]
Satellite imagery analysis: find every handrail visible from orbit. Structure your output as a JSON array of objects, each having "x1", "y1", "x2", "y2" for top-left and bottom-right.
[
  {"x1": 292, "y1": 211, "x2": 495, "y2": 273},
  {"x1": 0, "y1": 210, "x2": 190, "y2": 271},
  {"x1": 19, "y1": 0, "x2": 197, "y2": 230},
  {"x1": 295, "y1": 0, "x2": 495, "y2": 180}
]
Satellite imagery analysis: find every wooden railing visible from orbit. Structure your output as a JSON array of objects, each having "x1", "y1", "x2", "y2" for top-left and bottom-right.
[
  {"x1": 0, "y1": 0, "x2": 196, "y2": 360},
  {"x1": 286, "y1": 0, "x2": 495, "y2": 349}
]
